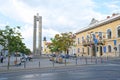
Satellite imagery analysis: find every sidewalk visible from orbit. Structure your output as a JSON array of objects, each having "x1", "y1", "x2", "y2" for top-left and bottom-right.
[{"x1": 0, "y1": 56, "x2": 119, "y2": 72}]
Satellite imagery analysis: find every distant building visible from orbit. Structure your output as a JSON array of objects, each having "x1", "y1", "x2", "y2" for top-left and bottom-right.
[
  {"x1": 43, "y1": 37, "x2": 51, "y2": 54},
  {"x1": 0, "y1": 31, "x2": 3, "y2": 55},
  {"x1": 68, "y1": 34, "x2": 76, "y2": 55},
  {"x1": 76, "y1": 13, "x2": 120, "y2": 57}
]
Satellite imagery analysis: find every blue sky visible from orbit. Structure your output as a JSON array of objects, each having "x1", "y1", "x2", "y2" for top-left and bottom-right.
[{"x1": 0, "y1": 0, "x2": 120, "y2": 51}]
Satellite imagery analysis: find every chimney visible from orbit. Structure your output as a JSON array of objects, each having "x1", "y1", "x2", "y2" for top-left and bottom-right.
[
  {"x1": 112, "y1": 13, "x2": 116, "y2": 16},
  {"x1": 107, "y1": 16, "x2": 110, "y2": 19},
  {"x1": 112, "y1": 13, "x2": 119, "y2": 17}
]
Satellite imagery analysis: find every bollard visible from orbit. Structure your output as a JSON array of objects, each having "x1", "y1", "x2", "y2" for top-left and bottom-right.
[
  {"x1": 76, "y1": 58, "x2": 77, "y2": 65},
  {"x1": 85, "y1": 57, "x2": 87, "y2": 64},
  {"x1": 7, "y1": 61, "x2": 10, "y2": 70},
  {"x1": 91, "y1": 56, "x2": 92, "y2": 63},
  {"x1": 24, "y1": 62, "x2": 26, "y2": 68},
  {"x1": 107, "y1": 56, "x2": 108, "y2": 61},
  {"x1": 101, "y1": 57, "x2": 102, "y2": 63},
  {"x1": 65, "y1": 59, "x2": 66, "y2": 66},
  {"x1": 52, "y1": 61, "x2": 54, "y2": 67},
  {"x1": 39, "y1": 61, "x2": 40, "y2": 68},
  {"x1": 95, "y1": 57, "x2": 97, "y2": 64}
]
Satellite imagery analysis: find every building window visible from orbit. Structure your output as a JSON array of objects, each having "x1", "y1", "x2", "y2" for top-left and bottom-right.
[
  {"x1": 107, "y1": 29, "x2": 112, "y2": 39},
  {"x1": 82, "y1": 36, "x2": 84, "y2": 41},
  {"x1": 103, "y1": 46, "x2": 106, "y2": 53},
  {"x1": 92, "y1": 34, "x2": 96, "y2": 41},
  {"x1": 117, "y1": 26, "x2": 120, "y2": 37},
  {"x1": 78, "y1": 38, "x2": 80, "y2": 44},
  {"x1": 78, "y1": 48, "x2": 80, "y2": 53},
  {"x1": 108, "y1": 45, "x2": 111, "y2": 52},
  {"x1": 87, "y1": 35, "x2": 89, "y2": 42},
  {"x1": 97, "y1": 47, "x2": 98, "y2": 52},
  {"x1": 99, "y1": 32, "x2": 102, "y2": 40}
]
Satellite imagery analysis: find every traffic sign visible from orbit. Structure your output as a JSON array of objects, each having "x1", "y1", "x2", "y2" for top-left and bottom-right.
[
  {"x1": 94, "y1": 39, "x2": 98, "y2": 44},
  {"x1": 114, "y1": 40, "x2": 117, "y2": 45},
  {"x1": 103, "y1": 46, "x2": 106, "y2": 53}
]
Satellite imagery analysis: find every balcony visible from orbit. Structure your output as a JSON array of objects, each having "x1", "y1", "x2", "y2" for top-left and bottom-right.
[
  {"x1": 82, "y1": 39, "x2": 105, "y2": 47},
  {"x1": 82, "y1": 40, "x2": 94, "y2": 46},
  {"x1": 97, "y1": 40, "x2": 104, "y2": 45}
]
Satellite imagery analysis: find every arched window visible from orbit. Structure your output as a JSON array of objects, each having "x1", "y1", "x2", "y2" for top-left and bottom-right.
[
  {"x1": 78, "y1": 38, "x2": 80, "y2": 44},
  {"x1": 107, "y1": 29, "x2": 112, "y2": 39},
  {"x1": 108, "y1": 45, "x2": 111, "y2": 52},
  {"x1": 92, "y1": 34, "x2": 95, "y2": 40},
  {"x1": 86, "y1": 35, "x2": 89, "y2": 42},
  {"x1": 99, "y1": 32, "x2": 102, "y2": 40},
  {"x1": 117, "y1": 26, "x2": 120, "y2": 37},
  {"x1": 78, "y1": 48, "x2": 80, "y2": 53},
  {"x1": 82, "y1": 36, "x2": 84, "y2": 41}
]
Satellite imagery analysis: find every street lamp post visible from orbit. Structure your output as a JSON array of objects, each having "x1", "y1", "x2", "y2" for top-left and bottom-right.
[{"x1": 113, "y1": 40, "x2": 117, "y2": 57}]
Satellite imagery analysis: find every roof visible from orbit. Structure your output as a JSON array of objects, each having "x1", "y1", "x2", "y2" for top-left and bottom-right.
[{"x1": 76, "y1": 13, "x2": 120, "y2": 34}]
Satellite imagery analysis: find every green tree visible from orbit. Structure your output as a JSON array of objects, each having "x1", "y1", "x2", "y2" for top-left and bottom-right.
[
  {"x1": 0, "y1": 26, "x2": 29, "y2": 69},
  {"x1": 0, "y1": 30, "x2": 6, "y2": 54},
  {"x1": 48, "y1": 35, "x2": 61, "y2": 54},
  {"x1": 60, "y1": 32, "x2": 75, "y2": 54},
  {"x1": 48, "y1": 32, "x2": 75, "y2": 55}
]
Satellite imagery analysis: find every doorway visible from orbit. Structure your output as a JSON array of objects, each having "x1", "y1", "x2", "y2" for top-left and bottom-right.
[
  {"x1": 100, "y1": 46, "x2": 103, "y2": 56},
  {"x1": 87, "y1": 47, "x2": 89, "y2": 55},
  {"x1": 92, "y1": 45, "x2": 96, "y2": 56}
]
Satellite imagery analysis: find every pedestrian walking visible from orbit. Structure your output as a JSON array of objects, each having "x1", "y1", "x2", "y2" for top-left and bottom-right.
[{"x1": 0, "y1": 55, "x2": 4, "y2": 63}]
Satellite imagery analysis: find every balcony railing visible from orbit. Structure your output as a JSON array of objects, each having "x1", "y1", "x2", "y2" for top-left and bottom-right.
[{"x1": 82, "y1": 39, "x2": 105, "y2": 46}]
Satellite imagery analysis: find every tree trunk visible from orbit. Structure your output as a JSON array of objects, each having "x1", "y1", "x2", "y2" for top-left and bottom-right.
[
  {"x1": 15, "y1": 52, "x2": 18, "y2": 65},
  {"x1": 7, "y1": 55, "x2": 10, "y2": 70}
]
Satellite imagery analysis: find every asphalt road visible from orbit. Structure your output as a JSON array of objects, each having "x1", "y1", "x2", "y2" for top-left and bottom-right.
[{"x1": 0, "y1": 63, "x2": 120, "y2": 80}]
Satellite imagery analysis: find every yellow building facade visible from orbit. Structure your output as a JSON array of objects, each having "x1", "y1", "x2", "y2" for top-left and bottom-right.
[
  {"x1": 43, "y1": 37, "x2": 51, "y2": 55},
  {"x1": 76, "y1": 13, "x2": 120, "y2": 57}
]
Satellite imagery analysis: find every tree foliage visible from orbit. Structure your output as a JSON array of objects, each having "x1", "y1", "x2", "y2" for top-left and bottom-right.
[
  {"x1": 0, "y1": 26, "x2": 31, "y2": 69},
  {"x1": 0, "y1": 26, "x2": 31, "y2": 55},
  {"x1": 48, "y1": 32, "x2": 75, "y2": 54}
]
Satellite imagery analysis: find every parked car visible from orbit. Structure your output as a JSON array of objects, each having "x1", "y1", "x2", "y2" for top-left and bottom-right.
[
  {"x1": 49, "y1": 54, "x2": 63, "y2": 63},
  {"x1": 14, "y1": 53, "x2": 22, "y2": 57},
  {"x1": 28, "y1": 55, "x2": 33, "y2": 61},
  {"x1": 60, "y1": 54, "x2": 69, "y2": 59},
  {"x1": 20, "y1": 57, "x2": 26, "y2": 62},
  {"x1": 20, "y1": 54, "x2": 28, "y2": 62},
  {"x1": 49, "y1": 54, "x2": 56, "y2": 61},
  {"x1": 55, "y1": 56, "x2": 63, "y2": 63},
  {"x1": 69, "y1": 54, "x2": 77, "y2": 58}
]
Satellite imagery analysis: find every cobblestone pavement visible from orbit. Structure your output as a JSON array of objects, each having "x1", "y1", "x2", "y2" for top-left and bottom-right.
[
  {"x1": 0, "y1": 56, "x2": 119, "y2": 71},
  {"x1": 0, "y1": 56, "x2": 110, "y2": 71}
]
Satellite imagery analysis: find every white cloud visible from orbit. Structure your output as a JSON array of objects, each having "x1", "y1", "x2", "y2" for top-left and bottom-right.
[
  {"x1": 0, "y1": 23, "x2": 6, "y2": 29},
  {"x1": 0, "y1": 0, "x2": 119, "y2": 51},
  {"x1": 0, "y1": 0, "x2": 35, "y2": 24},
  {"x1": 43, "y1": 28, "x2": 59, "y2": 40}
]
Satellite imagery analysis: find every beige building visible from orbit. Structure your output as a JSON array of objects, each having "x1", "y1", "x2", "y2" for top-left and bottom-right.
[
  {"x1": 43, "y1": 37, "x2": 51, "y2": 55},
  {"x1": 76, "y1": 13, "x2": 120, "y2": 57}
]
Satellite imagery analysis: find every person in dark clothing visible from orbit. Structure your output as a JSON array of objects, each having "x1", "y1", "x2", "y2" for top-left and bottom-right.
[{"x1": 0, "y1": 55, "x2": 3, "y2": 63}]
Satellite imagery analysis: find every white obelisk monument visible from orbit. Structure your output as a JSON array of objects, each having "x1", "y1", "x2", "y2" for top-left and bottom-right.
[{"x1": 33, "y1": 13, "x2": 42, "y2": 55}]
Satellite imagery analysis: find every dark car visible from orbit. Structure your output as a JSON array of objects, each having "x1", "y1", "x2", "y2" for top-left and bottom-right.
[
  {"x1": 69, "y1": 54, "x2": 77, "y2": 58},
  {"x1": 27, "y1": 55, "x2": 33, "y2": 61},
  {"x1": 60, "y1": 54, "x2": 69, "y2": 59}
]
